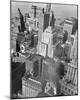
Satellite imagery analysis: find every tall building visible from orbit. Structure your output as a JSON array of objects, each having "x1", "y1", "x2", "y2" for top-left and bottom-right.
[
  {"x1": 38, "y1": 13, "x2": 50, "y2": 42},
  {"x1": 63, "y1": 17, "x2": 78, "y2": 42},
  {"x1": 70, "y1": 31, "x2": 77, "y2": 65},
  {"x1": 46, "y1": 3, "x2": 51, "y2": 13},
  {"x1": 22, "y1": 76, "x2": 42, "y2": 97}
]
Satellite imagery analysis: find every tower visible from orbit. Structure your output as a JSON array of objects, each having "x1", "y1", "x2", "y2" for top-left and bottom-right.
[
  {"x1": 38, "y1": 12, "x2": 50, "y2": 42},
  {"x1": 46, "y1": 3, "x2": 51, "y2": 13}
]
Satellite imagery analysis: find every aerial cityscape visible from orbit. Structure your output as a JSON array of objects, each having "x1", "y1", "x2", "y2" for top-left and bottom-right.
[{"x1": 10, "y1": 1, "x2": 78, "y2": 99}]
